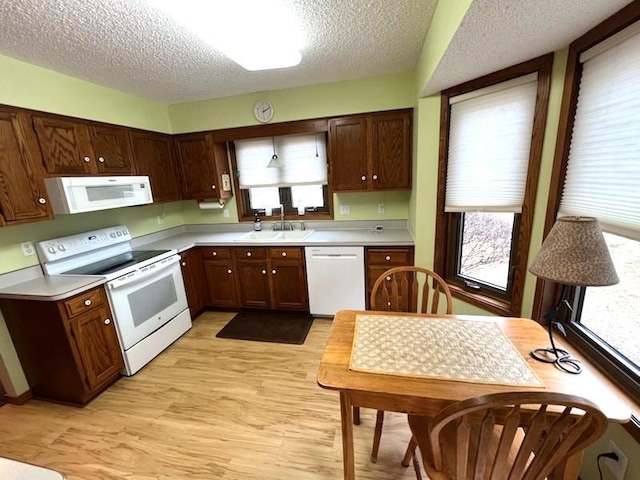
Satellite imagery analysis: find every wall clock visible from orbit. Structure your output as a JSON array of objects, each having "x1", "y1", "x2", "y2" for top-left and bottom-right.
[{"x1": 253, "y1": 100, "x2": 274, "y2": 123}]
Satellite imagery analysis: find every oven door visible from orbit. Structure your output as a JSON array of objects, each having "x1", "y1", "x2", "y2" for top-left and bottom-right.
[{"x1": 106, "y1": 254, "x2": 188, "y2": 350}]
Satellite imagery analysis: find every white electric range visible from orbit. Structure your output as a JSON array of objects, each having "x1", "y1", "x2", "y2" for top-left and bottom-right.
[{"x1": 37, "y1": 225, "x2": 191, "y2": 376}]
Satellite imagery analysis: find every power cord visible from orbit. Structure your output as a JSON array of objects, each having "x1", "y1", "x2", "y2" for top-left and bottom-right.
[{"x1": 597, "y1": 452, "x2": 619, "y2": 480}]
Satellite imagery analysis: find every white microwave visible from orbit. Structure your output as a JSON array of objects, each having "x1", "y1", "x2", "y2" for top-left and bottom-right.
[{"x1": 44, "y1": 176, "x2": 153, "y2": 214}]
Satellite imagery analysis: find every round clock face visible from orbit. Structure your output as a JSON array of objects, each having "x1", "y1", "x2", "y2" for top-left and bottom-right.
[{"x1": 253, "y1": 100, "x2": 274, "y2": 123}]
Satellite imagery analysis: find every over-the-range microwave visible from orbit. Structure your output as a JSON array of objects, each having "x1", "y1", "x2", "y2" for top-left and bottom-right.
[{"x1": 44, "y1": 176, "x2": 153, "y2": 214}]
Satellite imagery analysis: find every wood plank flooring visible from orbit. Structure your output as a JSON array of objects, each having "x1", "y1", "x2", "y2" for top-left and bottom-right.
[{"x1": 0, "y1": 312, "x2": 421, "y2": 479}]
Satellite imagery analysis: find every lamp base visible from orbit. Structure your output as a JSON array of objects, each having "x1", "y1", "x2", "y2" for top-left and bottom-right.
[{"x1": 530, "y1": 346, "x2": 582, "y2": 374}]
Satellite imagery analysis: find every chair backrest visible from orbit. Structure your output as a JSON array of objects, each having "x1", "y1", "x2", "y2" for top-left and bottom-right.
[
  {"x1": 408, "y1": 391, "x2": 608, "y2": 480},
  {"x1": 370, "y1": 266, "x2": 453, "y2": 314}
]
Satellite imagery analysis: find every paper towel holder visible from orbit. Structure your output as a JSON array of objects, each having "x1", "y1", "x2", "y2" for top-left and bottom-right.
[{"x1": 198, "y1": 199, "x2": 226, "y2": 210}]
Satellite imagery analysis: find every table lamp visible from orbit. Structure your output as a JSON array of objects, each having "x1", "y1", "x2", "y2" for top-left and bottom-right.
[{"x1": 528, "y1": 216, "x2": 618, "y2": 373}]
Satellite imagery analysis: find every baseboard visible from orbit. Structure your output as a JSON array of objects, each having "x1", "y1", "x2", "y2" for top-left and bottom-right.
[{"x1": 3, "y1": 389, "x2": 33, "y2": 405}]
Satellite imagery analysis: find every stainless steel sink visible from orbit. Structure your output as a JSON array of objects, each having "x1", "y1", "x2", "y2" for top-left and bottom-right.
[{"x1": 234, "y1": 230, "x2": 315, "y2": 242}]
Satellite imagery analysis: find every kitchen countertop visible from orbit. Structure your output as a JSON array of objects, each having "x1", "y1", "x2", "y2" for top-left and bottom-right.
[{"x1": 0, "y1": 222, "x2": 414, "y2": 301}]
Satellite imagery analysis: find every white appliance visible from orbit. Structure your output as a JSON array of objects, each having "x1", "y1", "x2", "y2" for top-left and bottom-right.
[
  {"x1": 37, "y1": 225, "x2": 191, "y2": 376},
  {"x1": 43, "y1": 176, "x2": 153, "y2": 214},
  {"x1": 305, "y1": 246, "x2": 365, "y2": 316}
]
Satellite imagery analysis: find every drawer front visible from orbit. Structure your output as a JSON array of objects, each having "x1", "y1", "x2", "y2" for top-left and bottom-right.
[
  {"x1": 200, "y1": 247, "x2": 232, "y2": 260},
  {"x1": 366, "y1": 248, "x2": 413, "y2": 265},
  {"x1": 268, "y1": 247, "x2": 303, "y2": 260},
  {"x1": 63, "y1": 288, "x2": 104, "y2": 319},
  {"x1": 233, "y1": 247, "x2": 266, "y2": 260}
]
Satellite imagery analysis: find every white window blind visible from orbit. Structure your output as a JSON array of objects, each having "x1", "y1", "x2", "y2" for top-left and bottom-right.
[
  {"x1": 445, "y1": 74, "x2": 538, "y2": 213},
  {"x1": 559, "y1": 23, "x2": 640, "y2": 241},
  {"x1": 235, "y1": 133, "x2": 327, "y2": 188}
]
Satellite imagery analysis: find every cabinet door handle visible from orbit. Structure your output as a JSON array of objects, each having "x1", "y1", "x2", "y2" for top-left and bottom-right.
[
  {"x1": 212, "y1": 251, "x2": 217, "y2": 256},
  {"x1": 262, "y1": 269, "x2": 267, "y2": 274},
  {"x1": 281, "y1": 252, "x2": 287, "y2": 257},
  {"x1": 181, "y1": 261, "x2": 187, "y2": 267},
  {"x1": 227, "y1": 269, "x2": 232, "y2": 274},
  {"x1": 104, "y1": 318, "x2": 111, "y2": 325},
  {"x1": 386, "y1": 276, "x2": 392, "y2": 281},
  {"x1": 271, "y1": 269, "x2": 277, "y2": 275},
  {"x1": 361, "y1": 175, "x2": 366, "y2": 181},
  {"x1": 385, "y1": 255, "x2": 391, "y2": 261},
  {"x1": 372, "y1": 174, "x2": 378, "y2": 180},
  {"x1": 84, "y1": 299, "x2": 92, "y2": 306},
  {"x1": 83, "y1": 156, "x2": 91, "y2": 163},
  {"x1": 38, "y1": 197, "x2": 47, "y2": 204},
  {"x1": 98, "y1": 156, "x2": 105, "y2": 163},
  {"x1": 211, "y1": 184, "x2": 216, "y2": 190},
  {"x1": 246, "y1": 252, "x2": 252, "y2": 257}
]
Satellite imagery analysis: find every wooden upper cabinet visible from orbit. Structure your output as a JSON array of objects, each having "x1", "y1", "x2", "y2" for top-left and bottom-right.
[
  {"x1": 31, "y1": 114, "x2": 134, "y2": 175},
  {"x1": 0, "y1": 108, "x2": 52, "y2": 226},
  {"x1": 370, "y1": 110, "x2": 412, "y2": 189},
  {"x1": 129, "y1": 131, "x2": 181, "y2": 203},
  {"x1": 329, "y1": 116, "x2": 368, "y2": 191},
  {"x1": 329, "y1": 108, "x2": 412, "y2": 192},
  {"x1": 89, "y1": 124, "x2": 134, "y2": 174},
  {"x1": 175, "y1": 133, "x2": 232, "y2": 201}
]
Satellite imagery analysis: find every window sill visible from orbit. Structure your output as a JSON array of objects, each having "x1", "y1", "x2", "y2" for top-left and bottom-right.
[
  {"x1": 239, "y1": 212, "x2": 333, "y2": 222},
  {"x1": 448, "y1": 284, "x2": 514, "y2": 317}
]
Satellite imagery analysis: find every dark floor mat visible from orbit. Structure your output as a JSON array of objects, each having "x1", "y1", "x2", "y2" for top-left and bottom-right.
[{"x1": 215, "y1": 312, "x2": 314, "y2": 345}]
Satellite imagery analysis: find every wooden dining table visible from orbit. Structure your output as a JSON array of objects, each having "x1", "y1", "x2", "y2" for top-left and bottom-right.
[{"x1": 316, "y1": 310, "x2": 634, "y2": 480}]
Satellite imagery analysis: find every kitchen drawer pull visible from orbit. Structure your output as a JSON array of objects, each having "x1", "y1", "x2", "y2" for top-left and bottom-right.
[
  {"x1": 361, "y1": 175, "x2": 366, "y2": 181},
  {"x1": 98, "y1": 156, "x2": 105, "y2": 163},
  {"x1": 83, "y1": 156, "x2": 91, "y2": 163},
  {"x1": 385, "y1": 255, "x2": 391, "y2": 261},
  {"x1": 227, "y1": 269, "x2": 232, "y2": 274},
  {"x1": 104, "y1": 318, "x2": 111, "y2": 325},
  {"x1": 181, "y1": 261, "x2": 187, "y2": 267},
  {"x1": 38, "y1": 197, "x2": 47, "y2": 204},
  {"x1": 212, "y1": 251, "x2": 217, "y2": 256},
  {"x1": 84, "y1": 299, "x2": 92, "y2": 306},
  {"x1": 372, "y1": 174, "x2": 378, "y2": 180},
  {"x1": 281, "y1": 252, "x2": 287, "y2": 257},
  {"x1": 262, "y1": 269, "x2": 267, "y2": 274},
  {"x1": 246, "y1": 252, "x2": 252, "y2": 257},
  {"x1": 211, "y1": 184, "x2": 216, "y2": 190},
  {"x1": 272, "y1": 269, "x2": 277, "y2": 275},
  {"x1": 386, "y1": 276, "x2": 392, "y2": 281}
]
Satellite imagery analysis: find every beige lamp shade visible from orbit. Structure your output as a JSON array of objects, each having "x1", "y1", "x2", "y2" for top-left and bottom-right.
[{"x1": 529, "y1": 216, "x2": 619, "y2": 286}]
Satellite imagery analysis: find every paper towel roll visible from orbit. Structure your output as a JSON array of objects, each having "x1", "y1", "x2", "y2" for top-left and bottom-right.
[{"x1": 198, "y1": 200, "x2": 224, "y2": 210}]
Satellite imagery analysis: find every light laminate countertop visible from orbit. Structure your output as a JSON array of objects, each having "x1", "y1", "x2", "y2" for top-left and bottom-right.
[{"x1": 0, "y1": 223, "x2": 413, "y2": 301}]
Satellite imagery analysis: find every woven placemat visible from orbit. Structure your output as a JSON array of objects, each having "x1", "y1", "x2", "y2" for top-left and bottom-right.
[{"x1": 349, "y1": 315, "x2": 543, "y2": 387}]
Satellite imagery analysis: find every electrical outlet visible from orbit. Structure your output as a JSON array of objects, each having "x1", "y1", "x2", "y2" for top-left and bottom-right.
[
  {"x1": 20, "y1": 241, "x2": 36, "y2": 256},
  {"x1": 378, "y1": 203, "x2": 385, "y2": 213},
  {"x1": 223, "y1": 208, "x2": 230, "y2": 218},
  {"x1": 157, "y1": 215, "x2": 164, "y2": 224},
  {"x1": 340, "y1": 205, "x2": 350, "y2": 215},
  {"x1": 604, "y1": 440, "x2": 628, "y2": 480}
]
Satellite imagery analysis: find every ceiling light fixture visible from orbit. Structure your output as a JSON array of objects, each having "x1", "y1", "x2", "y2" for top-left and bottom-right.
[{"x1": 151, "y1": 0, "x2": 303, "y2": 71}]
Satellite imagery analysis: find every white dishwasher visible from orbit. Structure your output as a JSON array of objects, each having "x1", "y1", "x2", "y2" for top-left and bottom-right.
[{"x1": 305, "y1": 246, "x2": 365, "y2": 316}]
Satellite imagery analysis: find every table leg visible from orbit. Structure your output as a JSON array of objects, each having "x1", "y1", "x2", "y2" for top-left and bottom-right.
[{"x1": 340, "y1": 391, "x2": 355, "y2": 480}]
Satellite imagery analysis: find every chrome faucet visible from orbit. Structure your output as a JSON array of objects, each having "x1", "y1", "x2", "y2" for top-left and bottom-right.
[{"x1": 279, "y1": 204, "x2": 286, "y2": 231}]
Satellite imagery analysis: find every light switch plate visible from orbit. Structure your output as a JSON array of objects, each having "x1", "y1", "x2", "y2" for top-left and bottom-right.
[{"x1": 378, "y1": 203, "x2": 385, "y2": 213}]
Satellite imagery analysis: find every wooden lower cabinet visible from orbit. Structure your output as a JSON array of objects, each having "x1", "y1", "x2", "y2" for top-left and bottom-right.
[
  {"x1": 365, "y1": 246, "x2": 415, "y2": 309},
  {"x1": 0, "y1": 287, "x2": 124, "y2": 405},
  {"x1": 180, "y1": 249, "x2": 208, "y2": 317},
  {"x1": 202, "y1": 246, "x2": 308, "y2": 312}
]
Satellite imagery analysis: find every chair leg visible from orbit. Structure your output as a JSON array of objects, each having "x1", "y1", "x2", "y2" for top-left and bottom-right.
[
  {"x1": 352, "y1": 406, "x2": 360, "y2": 425},
  {"x1": 401, "y1": 436, "x2": 417, "y2": 467},
  {"x1": 411, "y1": 449, "x2": 423, "y2": 480},
  {"x1": 370, "y1": 409, "x2": 385, "y2": 463}
]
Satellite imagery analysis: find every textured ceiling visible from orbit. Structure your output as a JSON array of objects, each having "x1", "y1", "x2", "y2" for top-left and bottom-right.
[
  {"x1": 0, "y1": 0, "x2": 437, "y2": 103},
  {"x1": 0, "y1": 0, "x2": 634, "y2": 104}
]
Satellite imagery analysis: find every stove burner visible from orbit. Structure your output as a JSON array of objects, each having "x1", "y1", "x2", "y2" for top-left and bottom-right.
[{"x1": 63, "y1": 250, "x2": 170, "y2": 276}]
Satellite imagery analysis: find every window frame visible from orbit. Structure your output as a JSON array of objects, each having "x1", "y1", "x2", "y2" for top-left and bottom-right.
[
  {"x1": 533, "y1": 1, "x2": 640, "y2": 437},
  {"x1": 225, "y1": 122, "x2": 334, "y2": 222},
  {"x1": 434, "y1": 54, "x2": 554, "y2": 316}
]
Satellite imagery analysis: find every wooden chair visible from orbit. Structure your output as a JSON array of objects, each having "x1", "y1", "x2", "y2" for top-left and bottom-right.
[
  {"x1": 358, "y1": 266, "x2": 453, "y2": 464},
  {"x1": 407, "y1": 391, "x2": 608, "y2": 480}
]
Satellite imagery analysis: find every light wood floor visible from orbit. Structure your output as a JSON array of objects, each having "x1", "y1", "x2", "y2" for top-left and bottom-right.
[{"x1": 0, "y1": 312, "x2": 421, "y2": 479}]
